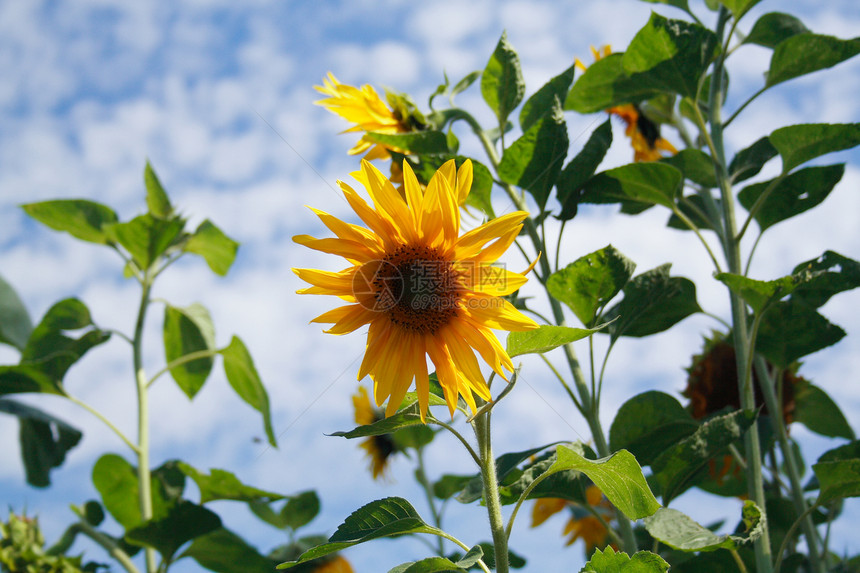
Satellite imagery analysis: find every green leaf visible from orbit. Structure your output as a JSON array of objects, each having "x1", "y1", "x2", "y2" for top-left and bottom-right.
[
  {"x1": 281, "y1": 491, "x2": 321, "y2": 531},
  {"x1": 714, "y1": 272, "x2": 801, "y2": 313},
  {"x1": 771, "y1": 123, "x2": 860, "y2": 174},
  {"x1": 609, "y1": 391, "x2": 698, "y2": 467},
  {"x1": 0, "y1": 398, "x2": 82, "y2": 487},
  {"x1": 498, "y1": 98, "x2": 568, "y2": 210},
  {"x1": 556, "y1": 119, "x2": 613, "y2": 221},
  {"x1": 16, "y1": 298, "x2": 110, "y2": 390},
  {"x1": 21, "y1": 199, "x2": 119, "y2": 245},
  {"x1": 791, "y1": 250, "x2": 860, "y2": 308},
  {"x1": 332, "y1": 400, "x2": 442, "y2": 439},
  {"x1": 387, "y1": 558, "x2": 466, "y2": 573},
  {"x1": 92, "y1": 454, "x2": 145, "y2": 529},
  {"x1": 180, "y1": 528, "x2": 276, "y2": 573},
  {"x1": 219, "y1": 336, "x2": 276, "y2": 448},
  {"x1": 738, "y1": 164, "x2": 844, "y2": 231},
  {"x1": 185, "y1": 220, "x2": 239, "y2": 276},
  {"x1": 767, "y1": 34, "x2": 860, "y2": 87},
  {"x1": 452, "y1": 71, "x2": 481, "y2": 98},
  {"x1": 144, "y1": 161, "x2": 173, "y2": 218},
  {"x1": 566, "y1": 53, "x2": 664, "y2": 114},
  {"x1": 105, "y1": 213, "x2": 186, "y2": 270},
  {"x1": 481, "y1": 31, "x2": 525, "y2": 126},
  {"x1": 603, "y1": 264, "x2": 701, "y2": 341},
  {"x1": 125, "y1": 500, "x2": 221, "y2": 561},
  {"x1": 456, "y1": 443, "x2": 563, "y2": 504},
  {"x1": 755, "y1": 300, "x2": 845, "y2": 368},
  {"x1": 660, "y1": 149, "x2": 718, "y2": 188},
  {"x1": 794, "y1": 382, "x2": 855, "y2": 440},
  {"x1": 644, "y1": 500, "x2": 763, "y2": 551},
  {"x1": 163, "y1": 303, "x2": 216, "y2": 399},
  {"x1": 581, "y1": 546, "x2": 670, "y2": 572},
  {"x1": 651, "y1": 409, "x2": 757, "y2": 505},
  {"x1": 637, "y1": 0, "x2": 690, "y2": 12},
  {"x1": 545, "y1": 444, "x2": 661, "y2": 520},
  {"x1": 433, "y1": 475, "x2": 474, "y2": 500},
  {"x1": 0, "y1": 273, "x2": 33, "y2": 351},
  {"x1": 622, "y1": 14, "x2": 719, "y2": 99},
  {"x1": 547, "y1": 246, "x2": 636, "y2": 326},
  {"x1": 745, "y1": 12, "x2": 811, "y2": 49},
  {"x1": 277, "y1": 498, "x2": 442, "y2": 569},
  {"x1": 581, "y1": 163, "x2": 683, "y2": 210},
  {"x1": 506, "y1": 324, "x2": 605, "y2": 357},
  {"x1": 728, "y1": 136, "x2": 777, "y2": 183},
  {"x1": 716, "y1": 0, "x2": 761, "y2": 18},
  {"x1": 520, "y1": 64, "x2": 575, "y2": 132},
  {"x1": 365, "y1": 131, "x2": 452, "y2": 155},
  {"x1": 0, "y1": 365, "x2": 62, "y2": 395},
  {"x1": 497, "y1": 450, "x2": 587, "y2": 506},
  {"x1": 813, "y1": 441, "x2": 860, "y2": 504},
  {"x1": 177, "y1": 463, "x2": 285, "y2": 504}
]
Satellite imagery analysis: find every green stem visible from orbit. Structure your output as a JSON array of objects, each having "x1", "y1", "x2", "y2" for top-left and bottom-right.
[
  {"x1": 464, "y1": 108, "x2": 639, "y2": 554},
  {"x1": 708, "y1": 8, "x2": 773, "y2": 573},
  {"x1": 147, "y1": 348, "x2": 223, "y2": 389},
  {"x1": 66, "y1": 395, "x2": 138, "y2": 453},
  {"x1": 74, "y1": 518, "x2": 140, "y2": 573},
  {"x1": 774, "y1": 503, "x2": 821, "y2": 573},
  {"x1": 133, "y1": 275, "x2": 156, "y2": 573},
  {"x1": 472, "y1": 404, "x2": 508, "y2": 573},
  {"x1": 754, "y1": 357, "x2": 824, "y2": 572}
]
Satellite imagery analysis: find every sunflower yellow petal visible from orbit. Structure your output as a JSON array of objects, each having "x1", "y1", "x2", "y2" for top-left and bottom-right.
[
  {"x1": 456, "y1": 160, "x2": 473, "y2": 206},
  {"x1": 339, "y1": 180, "x2": 401, "y2": 248},
  {"x1": 309, "y1": 206, "x2": 379, "y2": 245},
  {"x1": 358, "y1": 160, "x2": 418, "y2": 243},
  {"x1": 462, "y1": 293, "x2": 539, "y2": 331},
  {"x1": 468, "y1": 265, "x2": 529, "y2": 296},
  {"x1": 401, "y1": 161, "x2": 424, "y2": 230},
  {"x1": 293, "y1": 267, "x2": 355, "y2": 296},
  {"x1": 292, "y1": 235, "x2": 377, "y2": 263},
  {"x1": 359, "y1": 318, "x2": 392, "y2": 382},
  {"x1": 449, "y1": 319, "x2": 514, "y2": 377},
  {"x1": 425, "y1": 336, "x2": 460, "y2": 417},
  {"x1": 311, "y1": 304, "x2": 375, "y2": 335},
  {"x1": 454, "y1": 211, "x2": 528, "y2": 260}
]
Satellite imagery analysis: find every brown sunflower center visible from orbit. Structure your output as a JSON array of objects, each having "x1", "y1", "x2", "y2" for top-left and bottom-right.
[{"x1": 373, "y1": 244, "x2": 461, "y2": 334}]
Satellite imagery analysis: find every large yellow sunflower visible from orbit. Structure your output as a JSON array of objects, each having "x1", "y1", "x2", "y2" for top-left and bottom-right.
[
  {"x1": 293, "y1": 159, "x2": 538, "y2": 421},
  {"x1": 314, "y1": 72, "x2": 411, "y2": 161}
]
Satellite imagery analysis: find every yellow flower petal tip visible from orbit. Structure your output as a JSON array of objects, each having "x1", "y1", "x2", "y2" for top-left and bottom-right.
[{"x1": 293, "y1": 161, "x2": 537, "y2": 421}]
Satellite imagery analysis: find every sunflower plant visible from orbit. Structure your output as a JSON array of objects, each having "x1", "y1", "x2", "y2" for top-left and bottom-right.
[{"x1": 289, "y1": 1, "x2": 860, "y2": 572}]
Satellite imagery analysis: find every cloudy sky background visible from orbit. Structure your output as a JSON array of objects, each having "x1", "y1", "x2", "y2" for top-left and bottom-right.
[{"x1": 1, "y1": 1, "x2": 858, "y2": 571}]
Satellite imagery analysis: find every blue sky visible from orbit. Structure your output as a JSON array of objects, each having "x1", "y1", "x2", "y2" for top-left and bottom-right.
[{"x1": 1, "y1": 1, "x2": 859, "y2": 571}]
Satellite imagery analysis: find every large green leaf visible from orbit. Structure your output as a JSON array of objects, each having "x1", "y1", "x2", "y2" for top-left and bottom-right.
[
  {"x1": 556, "y1": 119, "x2": 613, "y2": 221},
  {"x1": 813, "y1": 441, "x2": 860, "y2": 505},
  {"x1": 163, "y1": 303, "x2": 216, "y2": 399},
  {"x1": 497, "y1": 450, "x2": 587, "y2": 506},
  {"x1": 581, "y1": 163, "x2": 683, "y2": 210},
  {"x1": 542, "y1": 444, "x2": 661, "y2": 520},
  {"x1": 766, "y1": 34, "x2": 860, "y2": 87},
  {"x1": 277, "y1": 498, "x2": 443, "y2": 569},
  {"x1": 602, "y1": 264, "x2": 701, "y2": 341},
  {"x1": 104, "y1": 213, "x2": 186, "y2": 270},
  {"x1": 280, "y1": 491, "x2": 321, "y2": 531},
  {"x1": 219, "y1": 336, "x2": 276, "y2": 448},
  {"x1": 637, "y1": 0, "x2": 690, "y2": 12},
  {"x1": 506, "y1": 324, "x2": 605, "y2": 357},
  {"x1": 794, "y1": 382, "x2": 855, "y2": 440},
  {"x1": 728, "y1": 136, "x2": 778, "y2": 183},
  {"x1": 498, "y1": 98, "x2": 568, "y2": 210},
  {"x1": 365, "y1": 131, "x2": 452, "y2": 155},
  {"x1": 755, "y1": 300, "x2": 845, "y2": 368},
  {"x1": 92, "y1": 454, "x2": 145, "y2": 529},
  {"x1": 332, "y1": 400, "x2": 437, "y2": 440},
  {"x1": 0, "y1": 398, "x2": 82, "y2": 487},
  {"x1": 716, "y1": 0, "x2": 761, "y2": 18},
  {"x1": 180, "y1": 528, "x2": 275, "y2": 573},
  {"x1": 790, "y1": 251, "x2": 860, "y2": 308},
  {"x1": 660, "y1": 149, "x2": 718, "y2": 188},
  {"x1": 21, "y1": 199, "x2": 119, "y2": 245},
  {"x1": 125, "y1": 500, "x2": 221, "y2": 561},
  {"x1": 566, "y1": 53, "x2": 664, "y2": 113},
  {"x1": 0, "y1": 365, "x2": 63, "y2": 395},
  {"x1": 456, "y1": 443, "x2": 563, "y2": 504},
  {"x1": 609, "y1": 391, "x2": 698, "y2": 467},
  {"x1": 714, "y1": 272, "x2": 801, "y2": 314},
  {"x1": 744, "y1": 12, "x2": 811, "y2": 49},
  {"x1": 520, "y1": 64, "x2": 575, "y2": 132},
  {"x1": 0, "y1": 273, "x2": 33, "y2": 352},
  {"x1": 770, "y1": 122, "x2": 860, "y2": 173},
  {"x1": 185, "y1": 220, "x2": 239, "y2": 276},
  {"x1": 651, "y1": 409, "x2": 757, "y2": 505},
  {"x1": 644, "y1": 501, "x2": 763, "y2": 551},
  {"x1": 144, "y1": 161, "x2": 173, "y2": 219},
  {"x1": 547, "y1": 245, "x2": 636, "y2": 326},
  {"x1": 481, "y1": 31, "x2": 524, "y2": 126},
  {"x1": 387, "y1": 558, "x2": 468, "y2": 573},
  {"x1": 622, "y1": 14, "x2": 719, "y2": 99},
  {"x1": 581, "y1": 546, "x2": 669, "y2": 572},
  {"x1": 177, "y1": 463, "x2": 285, "y2": 504},
  {"x1": 738, "y1": 164, "x2": 844, "y2": 231}
]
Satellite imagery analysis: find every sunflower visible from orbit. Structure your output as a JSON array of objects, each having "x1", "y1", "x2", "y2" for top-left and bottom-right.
[
  {"x1": 315, "y1": 72, "x2": 418, "y2": 161},
  {"x1": 352, "y1": 386, "x2": 398, "y2": 479},
  {"x1": 293, "y1": 159, "x2": 538, "y2": 420},
  {"x1": 530, "y1": 486, "x2": 615, "y2": 553},
  {"x1": 576, "y1": 46, "x2": 678, "y2": 162}
]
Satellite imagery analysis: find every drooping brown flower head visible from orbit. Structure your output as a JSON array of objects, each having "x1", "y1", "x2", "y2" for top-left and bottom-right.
[
  {"x1": 352, "y1": 386, "x2": 398, "y2": 480},
  {"x1": 683, "y1": 332, "x2": 800, "y2": 424}
]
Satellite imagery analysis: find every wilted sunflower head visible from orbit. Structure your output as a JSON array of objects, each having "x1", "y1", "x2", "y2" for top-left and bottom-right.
[
  {"x1": 314, "y1": 72, "x2": 425, "y2": 161},
  {"x1": 293, "y1": 159, "x2": 538, "y2": 421},
  {"x1": 683, "y1": 331, "x2": 800, "y2": 424}
]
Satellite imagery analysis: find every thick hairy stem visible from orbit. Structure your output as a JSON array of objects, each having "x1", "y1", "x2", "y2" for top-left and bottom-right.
[
  {"x1": 472, "y1": 408, "x2": 509, "y2": 573},
  {"x1": 133, "y1": 277, "x2": 156, "y2": 573}
]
